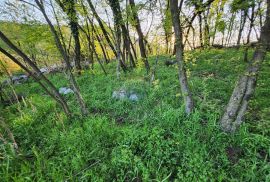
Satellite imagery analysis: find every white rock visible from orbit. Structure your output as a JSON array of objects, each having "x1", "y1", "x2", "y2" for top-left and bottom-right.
[
  {"x1": 40, "y1": 68, "x2": 48, "y2": 73},
  {"x1": 112, "y1": 91, "x2": 119, "y2": 99},
  {"x1": 64, "y1": 88, "x2": 74, "y2": 94},
  {"x1": 11, "y1": 76, "x2": 19, "y2": 82},
  {"x1": 112, "y1": 89, "x2": 140, "y2": 102},
  {"x1": 19, "y1": 75, "x2": 28, "y2": 80},
  {"x1": 129, "y1": 94, "x2": 139, "y2": 101},
  {"x1": 112, "y1": 89, "x2": 128, "y2": 100},
  {"x1": 118, "y1": 90, "x2": 127, "y2": 99},
  {"x1": 59, "y1": 87, "x2": 74, "y2": 95},
  {"x1": 10, "y1": 74, "x2": 28, "y2": 84}
]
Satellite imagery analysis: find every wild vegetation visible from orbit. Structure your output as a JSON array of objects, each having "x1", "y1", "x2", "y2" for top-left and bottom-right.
[{"x1": 0, "y1": 0, "x2": 269, "y2": 181}]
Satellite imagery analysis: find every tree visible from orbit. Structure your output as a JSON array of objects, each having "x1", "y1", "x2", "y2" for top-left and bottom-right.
[
  {"x1": 158, "y1": 0, "x2": 173, "y2": 53},
  {"x1": 107, "y1": 0, "x2": 129, "y2": 77},
  {"x1": 0, "y1": 31, "x2": 71, "y2": 116},
  {"x1": 55, "y1": 0, "x2": 82, "y2": 74},
  {"x1": 34, "y1": 0, "x2": 88, "y2": 116},
  {"x1": 220, "y1": 0, "x2": 270, "y2": 133},
  {"x1": 231, "y1": 0, "x2": 250, "y2": 45},
  {"x1": 86, "y1": 0, "x2": 118, "y2": 58},
  {"x1": 185, "y1": 0, "x2": 215, "y2": 48},
  {"x1": 170, "y1": 0, "x2": 194, "y2": 114},
  {"x1": 129, "y1": 0, "x2": 150, "y2": 72}
]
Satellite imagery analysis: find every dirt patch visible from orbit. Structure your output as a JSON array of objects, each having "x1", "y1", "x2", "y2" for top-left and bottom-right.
[
  {"x1": 258, "y1": 148, "x2": 269, "y2": 162},
  {"x1": 115, "y1": 113, "x2": 129, "y2": 125},
  {"x1": 226, "y1": 146, "x2": 243, "y2": 164},
  {"x1": 89, "y1": 108, "x2": 105, "y2": 114},
  {"x1": 116, "y1": 116, "x2": 125, "y2": 124}
]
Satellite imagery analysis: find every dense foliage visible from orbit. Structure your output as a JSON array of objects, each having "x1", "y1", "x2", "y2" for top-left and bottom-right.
[{"x1": 1, "y1": 48, "x2": 269, "y2": 181}]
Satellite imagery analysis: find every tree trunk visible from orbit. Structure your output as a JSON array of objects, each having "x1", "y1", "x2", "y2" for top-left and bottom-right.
[
  {"x1": 170, "y1": 0, "x2": 194, "y2": 114},
  {"x1": 80, "y1": 2, "x2": 109, "y2": 64},
  {"x1": 226, "y1": 13, "x2": 236, "y2": 46},
  {"x1": 237, "y1": 10, "x2": 247, "y2": 46},
  {"x1": 121, "y1": 24, "x2": 136, "y2": 68},
  {"x1": 198, "y1": 13, "x2": 203, "y2": 48},
  {"x1": 247, "y1": 5, "x2": 256, "y2": 45},
  {"x1": 203, "y1": 9, "x2": 210, "y2": 48},
  {"x1": 35, "y1": 0, "x2": 88, "y2": 116},
  {"x1": 56, "y1": 0, "x2": 82, "y2": 74},
  {"x1": 129, "y1": 0, "x2": 150, "y2": 72},
  {"x1": 86, "y1": 0, "x2": 117, "y2": 57},
  {"x1": 243, "y1": 6, "x2": 256, "y2": 62},
  {"x1": 0, "y1": 34, "x2": 71, "y2": 116},
  {"x1": 108, "y1": 0, "x2": 129, "y2": 74},
  {"x1": 220, "y1": 0, "x2": 270, "y2": 133}
]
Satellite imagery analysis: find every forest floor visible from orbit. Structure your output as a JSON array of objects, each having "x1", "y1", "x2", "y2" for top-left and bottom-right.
[{"x1": 1, "y1": 48, "x2": 270, "y2": 181}]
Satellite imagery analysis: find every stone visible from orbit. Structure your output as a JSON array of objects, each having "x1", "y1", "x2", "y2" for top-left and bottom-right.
[
  {"x1": 12, "y1": 74, "x2": 28, "y2": 84},
  {"x1": 129, "y1": 93, "x2": 139, "y2": 102},
  {"x1": 59, "y1": 87, "x2": 74, "y2": 95},
  {"x1": 112, "y1": 89, "x2": 128, "y2": 100},
  {"x1": 19, "y1": 75, "x2": 28, "y2": 80},
  {"x1": 112, "y1": 89, "x2": 140, "y2": 102},
  {"x1": 40, "y1": 67, "x2": 48, "y2": 73}
]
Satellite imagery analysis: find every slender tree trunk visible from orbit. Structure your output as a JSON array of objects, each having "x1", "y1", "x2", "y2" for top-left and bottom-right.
[
  {"x1": 108, "y1": 0, "x2": 129, "y2": 73},
  {"x1": 237, "y1": 10, "x2": 247, "y2": 46},
  {"x1": 198, "y1": 13, "x2": 203, "y2": 48},
  {"x1": 220, "y1": 0, "x2": 270, "y2": 133},
  {"x1": 78, "y1": 24, "x2": 107, "y2": 76},
  {"x1": 246, "y1": 5, "x2": 256, "y2": 45},
  {"x1": 35, "y1": 0, "x2": 88, "y2": 116},
  {"x1": 203, "y1": 9, "x2": 210, "y2": 48},
  {"x1": 258, "y1": 1, "x2": 263, "y2": 29},
  {"x1": 56, "y1": 0, "x2": 82, "y2": 74},
  {"x1": 226, "y1": 13, "x2": 236, "y2": 46},
  {"x1": 243, "y1": 6, "x2": 256, "y2": 62},
  {"x1": 108, "y1": 0, "x2": 125, "y2": 78},
  {"x1": 80, "y1": 2, "x2": 109, "y2": 64},
  {"x1": 94, "y1": 28, "x2": 110, "y2": 64},
  {"x1": 0, "y1": 36, "x2": 71, "y2": 116},
  {"x1": 88, "y1": 21, "x2": 108, "y2": 75},
  {"x1": 86, "y1": 0, "x2": 117, "y2": 57},
  {"x1": 128, "y1": 33, "x2": 137, "y2": 61},
  {"x1": 121, "y1": 24, "x2": 135, "y2": 68},
  {"x1": 158, "y1": 0, "x2": 171, "y2": 54},
  {"x1": 170, "y1": 0, "x2": 194, "y2": 114},
  {"x1": 0, "y1": 86, "x2": 4, "y2": 103},
  {"x1": 129, "y1": 0, "x2": 150, "y2": 72}
]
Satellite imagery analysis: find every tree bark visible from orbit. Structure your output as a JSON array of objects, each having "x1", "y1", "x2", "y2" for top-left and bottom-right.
[
  {"x1": 220, "y1": 0, "x2": 270, "y2": 133},
  {"x1": 237, "y1": 10, "x2": 247, "y2": 46},
  {"x1": 246, "y1": 5, "x2": 256, "y2": 45},
  {"x1": 0, "y1": 33, "x2": 71, "y2": 116},
  {"x1": 35, "y1": 0, "x2": 88, "y2": 116},
  {"x1": 198, "y1": 13, "x2": 203, "y2": 48},
  {"x1": 203, "y1": 9, "x2": 210, "y2": 47},
  {"x1": 55, "y1": 0, "x2": 82, "y2": 74},
  {"x1": 86, "y1": 0, "x2": 117, "y2": 57},
  {"x1": 226, "y1": 13, "x2": 236, "y2": 46},
  {"x1": 129, "y1": 0, "x2": 150, "y2": 72},
  {"x1": 170, "y1": 0, "x2": 194, "y2": 114},
  {"x1": 108, "y1": 0, "x2": 128, "y2": 74}
]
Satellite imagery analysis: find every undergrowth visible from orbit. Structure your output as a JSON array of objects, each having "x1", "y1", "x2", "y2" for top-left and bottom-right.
[{"x1": 0, "y1": 48, "x2": 269, "y2": 181}]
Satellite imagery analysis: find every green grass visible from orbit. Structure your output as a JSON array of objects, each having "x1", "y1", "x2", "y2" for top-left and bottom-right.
[{"x1": 0, "y1": 48, "x2": 270, "y2": 181}]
